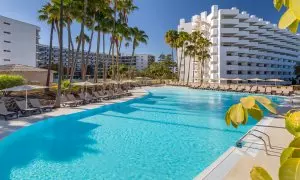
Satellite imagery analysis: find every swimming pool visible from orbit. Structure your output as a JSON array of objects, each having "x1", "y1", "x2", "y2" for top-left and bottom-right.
[{"x1": 0, "y1": 87, "x2": 284, "y2": 179}]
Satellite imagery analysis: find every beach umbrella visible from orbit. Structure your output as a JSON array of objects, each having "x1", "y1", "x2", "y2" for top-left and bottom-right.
[
  {"x1": 266, "y1": 79, "x2": 284, "y2": 86},
  {"x1": 1, "y1": 85, "x2": 48, "y2": 109},
  {"x1": 248, "y1": 78, "x2": 264, "y2": 85}
]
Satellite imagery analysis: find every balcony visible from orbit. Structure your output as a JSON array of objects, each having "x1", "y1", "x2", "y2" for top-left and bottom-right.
[
  {"x1": 211, "y1": 55, "x2": 218, "y2": 64},
  {"x1": 236, "y1": 31, "x2": 249, "y2": 37},
  {"x1": 210, "y1": 46, "x2": 218, "y2": 54},
  {"x1": 221, "y1": 19, "x2": 239, "y2": 25},
  {"x1": 221, "y1": 37, "x2": 239, "y2": 43},
  {"x1": 211, "y1": 29, "x2": 218, "y2": 36},
  {"x1": 235, "y1": 23, "x2": 249, "y2": 28},
  {"x1": 223, "y1": 46, "x2": 239, "y2": 52},
  {"x1": 236, "y1": 39, "x2": 249, "y2": 45},
  {"x1": 248, "y1": 34, "x2": 258, "y2": 39},
  {"x1": 221, "y1": 28, "x2": 239, "y2": 34}
]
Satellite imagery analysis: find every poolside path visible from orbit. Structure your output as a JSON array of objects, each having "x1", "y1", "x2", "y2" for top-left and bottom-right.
[
  {"x1": 196, "y1": 104, "x2": 294, "y2": 180},
  {"x1": 0, "y1": 88, "x2": 147, "y2": 140}
]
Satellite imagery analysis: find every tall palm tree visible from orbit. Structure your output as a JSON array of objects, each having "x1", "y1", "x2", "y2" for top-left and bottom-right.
[
  {"x1": 38, "y1": 3, "x2": 57, "y2": 86},
  {"x1": 176, "y1": 31, "x2": 190, "y2": 82},
  {"x1": 164, "y1": 30, "x2": 178, "y2": 61},
  {"x1": 185, "y1": 44, "x2": 196, "y2": 85},
  {"x1": 55, "y1": 0, "x2": 64, "y2": 108},
  {"x1": 129, "y1": 27, "x2": 148, "y2": 67}
]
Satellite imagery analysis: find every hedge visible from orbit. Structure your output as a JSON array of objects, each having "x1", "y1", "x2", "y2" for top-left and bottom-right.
[{"x1": 0, "y1": 74, "x2": 25, "y2": 90}]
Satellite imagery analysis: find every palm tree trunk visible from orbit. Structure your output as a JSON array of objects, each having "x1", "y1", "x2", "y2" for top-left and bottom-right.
[
  {"x1": 81, "y1": 0, "x2": 87, "y2": 81},
  {"x1": 183, "y1": 48, "x2": 186, "y2": 83},
  {"x1": 116, "y1": 41, "x2": 120, "y2": 81},
  {"x1": 187, "y1": 56, "x2": 191, "y2": 85},
  {"x1": 66, "y1": 21, "x2": 74, "y2": 77},
  {"x1": 94, "y1": 30, "x2": 100, "y2": 83},
  {"x1": 192, "y1": 57, "x2": 195, "y2": 83},
  {"x1": 171, "y1": 48, "x2": 174, "y2": 61},
  {"x1": 85, "y1": 29, "x2": 94, "y2": 78},
  {"x1": 69, "y1": 25, "x2": 83, "y2": 83},
  {"x1": 103, "y1": 33, "x2": 107, "y2": 81},
  {"x1": 111, "y1": 38, "x2": 115, "y2": 80},
  {"x1": 178, "y1": 46, "x2": 183, "y2": 82},
  {"x1": 55, "y1": 0, "x2": 63, "y2": 108},
  {"x1": 131, "y1": 44, "x2": 136, "y2": 79},
  {"x1": 46, "y1": 21, "x2": 54, "y2": 87}
]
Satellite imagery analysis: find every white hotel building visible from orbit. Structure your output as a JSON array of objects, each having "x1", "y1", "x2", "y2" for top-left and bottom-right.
[
  {"x1": 178, "y1": 5, "x2": 300, "y2": 84},
  {"x1": 0, "y1": 15, "x2": 40, "y2": 67}
]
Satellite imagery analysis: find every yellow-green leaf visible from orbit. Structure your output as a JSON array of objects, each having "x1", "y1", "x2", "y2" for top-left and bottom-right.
[
  {"x1": 278, "y1": 9, "x2": 297, "y2": 29},
  {"x1": 229, "y1": 103, "x2": 245, "y2": 125},
  {"x1": 279, "y1": 158, "x2": 300, "y2": 180},
  {"x1": 281, "y1": 148, "x2": 300, "y2": 165},
  {"x1": 262, "y1": 103, "x2": 278, "y2": 114},
  {"x1": 225, "y1": 106, "x2": 232, "y2": 126},
  {"x1": 240, "y1": 96, "x2": 256, "y2": 109},
  {"x1": 289, "y1": 20, "x2": 299, "y2": 33},
  {"x1": 253, "y1": 96, "x2": 272, "y2": 105},
  {"x1": 248, "y1": 104, "x2": 264, "y2": 121},
  {"x1": 250, "y1": 166, "x2": 272, "y2": 180},
  {"x1": 289, "y1": 137, "x2": 300, "y2": 147},
  {"x1": 274, "y1": 0, "x2": 283, "y2": 11},
  {"x1": 243, "y1": 107, "x2": 248, "y2": 125},
  {"x1": 286, "y1": 111, "x2": 300, "y2": 137}
]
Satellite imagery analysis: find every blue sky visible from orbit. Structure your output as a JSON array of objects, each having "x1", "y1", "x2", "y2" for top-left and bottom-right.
[{"x1": 0, "y1": 0, "x2": 295, "y2": 57}]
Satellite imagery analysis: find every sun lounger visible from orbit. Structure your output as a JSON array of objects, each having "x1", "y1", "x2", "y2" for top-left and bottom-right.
[
  {"x1": 271, "y1": 87, "x2": 277, "y2": 95},
  {"x1": 15, "y1": 100, "x2": 41, "y2": 116},
  {"x1": 258, "y1": 86, "x2": 266, "y2": 94},
  {"x1": 275, "y1": 88, "x2": 283, "y2": 95},
  {"x1": 229, "y1": 85, "x2": 237, "y2": 91},
  {"x1": 265, "y1": 87, "x2": 272, "y2": 94},
  {"x1": 67, "y1": 94, "x2": 85, "y2": 104},
  {"x1": 61, "y1": 95, "x2": 78, "y2": 107},
  {"x1": 0, "y1": 101, "x2": 18, "y2": 121},
  {"x1": 250, "y1": 86, "x2": 258, "y2": 93},
  {"x1": 78, "y1": 93, "x2": 94, "y2": 104},
  {"x1": 97, "y1": 91, "x2": 111, "y2": 99},
  {"x1": 86, "y1": 92, "x2": 100, "y2": 102},
  {"x1": 244, "y1": 86, "x2": 251, "y2": 93},
  {"x1": 29, "y1": 99, "x2": 53, "y2": 112},
  {"x1": 237, "y1": 86, "x2": 245, "y2": 92}
]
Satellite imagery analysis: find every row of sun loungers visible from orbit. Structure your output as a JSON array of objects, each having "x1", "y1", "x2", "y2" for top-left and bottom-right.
[
  {"x1": 60, "y1": 89, "x2": 132, "y2": 107},
  {"x1": 0, "y1": 88, "x2": 132, "y2": 121},
  {"x1": 0, "y1": 99, "x2": 54, "y2": 121},
  {"x1": 188, "y1": 83, "x2": 294, "y2": 96}
]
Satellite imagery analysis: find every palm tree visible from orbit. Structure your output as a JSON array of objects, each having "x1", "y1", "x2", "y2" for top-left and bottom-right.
[
  {"x1": 185, "y1": 44, "x2": 196, "y2": 85},
  {"x1": 55, "y1": 0, "x2": 64, "y2": 108},
  {"x1": 177, "y1": 31, "x2": 190, "y2": 82},
  {"x1": 38, "y1": 3, "x2": 57, "y2": 86},
  {"x1": 164, "y1": 30, "x2": 178, "y2": 61},
  {"x1": 129, "y1": 27, "x2": 148, "y2": 68}
]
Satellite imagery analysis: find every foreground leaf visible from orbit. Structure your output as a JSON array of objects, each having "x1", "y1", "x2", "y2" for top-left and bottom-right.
[
  {"x1": 289, "y1": 137, "x2": 300, "y2": 147},
  {"x1": 240, "y1": 96, "x2": 256, "y2": 109},
  {"x1": 278, "y1": 9, "x2": 297, "y2": 29},
  {"x1": 250, "y1": 166, "x2": 272, "y2": 180},
  {"x1": 229, "y1": 103, "x2": 245, "y2": 126},
  {"x1": 281, "y1": 148, "x2": 300, "y2": 165},
  {"x1": 286, "y1": 111, "x2": 300, "y2": 137},
  {"x1": 253, "y1": 96, "x2": 272, "y2": 105},
  {"x1": 248, "y1": 104, "x2": 263, "y2": 121},
  {"x1": 274, "y1": 0, "x2": 283, "y2": 11},
  {"x1": 279, "y1": 158, "x2": 300, "y2": 180}
]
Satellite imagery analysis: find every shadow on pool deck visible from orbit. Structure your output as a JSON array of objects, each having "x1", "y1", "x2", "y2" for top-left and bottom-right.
[{"x1": 0, "y1": 119, "x2": 100, "y2": 179}]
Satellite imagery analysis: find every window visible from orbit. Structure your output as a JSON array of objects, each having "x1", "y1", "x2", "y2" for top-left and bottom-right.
[
  {"x1": 3, "y1": 22, "x2": 10, "y2": 25},
  {"x1": 3, "y1": 50, "x2": 11, "y2": 52},
  {"x1": 3, "y1": 59, "x2": 10, "y2": 62},
  {"x1": 4, "y1": 40, "x2": 11, "y2": 43},
  {"x1": 3, "y1": 31, "x2": 11, "y2": 35}
]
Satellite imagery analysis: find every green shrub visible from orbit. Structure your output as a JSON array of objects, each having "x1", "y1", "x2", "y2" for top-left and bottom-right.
[{"x1": 0, "y1": 74, "x2": 25, "y2": 90}]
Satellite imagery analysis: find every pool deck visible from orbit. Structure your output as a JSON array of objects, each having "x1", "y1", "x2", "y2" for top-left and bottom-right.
[
  {"x1": 195, "y1": 104, "x2": 293, "y2": 180},
  {"x1": 0, "y1": 86, "x2": 294, "y2": 179},
  {"x1": 0, "y1": 88, "x2": 148, "y2": 140}
]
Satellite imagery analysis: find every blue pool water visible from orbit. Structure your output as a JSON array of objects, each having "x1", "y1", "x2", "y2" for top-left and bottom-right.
[{"x1": 0, "y1": 87, "x2": 284, "y2": 179}]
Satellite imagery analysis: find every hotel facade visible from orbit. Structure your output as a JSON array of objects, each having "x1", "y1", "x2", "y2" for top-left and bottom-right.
[
  {"x1": 37, "y1": 44, "x2": 155, "y2": 78},
  {"x1": 0, "y1": 15, "x2": 40, "y2": 67},
  {"x1": 178, "y1": 5, "x2": 300, "y2": 84}
]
